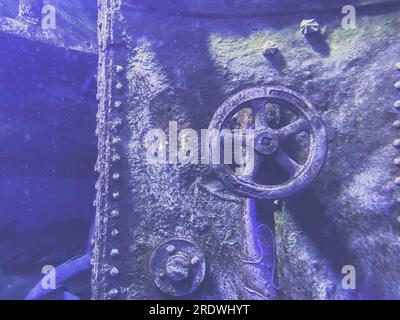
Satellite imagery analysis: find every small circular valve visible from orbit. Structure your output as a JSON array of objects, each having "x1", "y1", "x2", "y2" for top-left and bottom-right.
[
  {"x1": 150, "y1": 238, "x2": 205, "y2": 297},
  {"x1": 208, "y1": 86, "x2": 327, "y2": 199}
]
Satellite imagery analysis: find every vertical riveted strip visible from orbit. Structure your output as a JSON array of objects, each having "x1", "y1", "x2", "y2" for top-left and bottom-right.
[
  {"x1": 394, "y1": 62, "x2": 400, "y2": 207},
  {"x1": 92, "y1": 0, "x2": 128, "y2": 300}
]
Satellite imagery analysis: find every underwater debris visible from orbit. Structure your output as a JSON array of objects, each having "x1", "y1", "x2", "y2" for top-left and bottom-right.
[
  {"x1": 262, "y1": 40, "x2": 279, "y2": 56},
  {"x1": 300, "y1": 18, "x2": 320, "y2": 35}
]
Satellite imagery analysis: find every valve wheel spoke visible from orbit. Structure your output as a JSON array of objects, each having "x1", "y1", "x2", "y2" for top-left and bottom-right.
[
  {"x1": 271, "y1": 148, "x2": 301, "y2": 177},
  {"x1": 277, "y1": 117, "x2": 309, "y2": 140}
]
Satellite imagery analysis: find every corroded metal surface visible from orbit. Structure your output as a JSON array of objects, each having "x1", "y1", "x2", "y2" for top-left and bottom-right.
[{"x1": 93, "y1": 0, "x2": 400, "y2": 300}]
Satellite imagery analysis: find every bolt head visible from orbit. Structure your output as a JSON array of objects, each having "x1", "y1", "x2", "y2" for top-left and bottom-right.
[
  {"x1": 166, "y1": 245, "x2": 176, "y2": 254},
  {"x1": 395, "y1": 101, "x2": 400, "y2": 110},
  {"x1": 393, "y1": 121, "x2": 400, "y2": 129},
  {"x1": 393, "y1": 157, "x2": 400, "y2": 166},
  {"x1": 393, "y1": 139, "x2": 400, "y2": 148},
  {"x1": 116, "y1": 65, "x2": 124, "y2": 73},
  {"x1": 150, "y1": 238, "x2": 205, "y2": 296},
  {"x1": 112, "y1": 192, "x2": 120, "y2": 199},
  {"x1": 395, "y1": 62, "x2": 400, "y2": 70},
  {"x1": 114, "y1": 101, "x2": 122, "y2": 109},
  {"x1": 395, "y1": 177, "x2": 400, "y2": 186},
  {"x1": 108, "y1": 288, "x2": 119, "y2": 298},
  {"x1": 112, "y1": 154, "x2": 121, "y2": 162},
  {"x1": 110, "y1": 209, "x2": 119, "y2": 218},
  {"x1": 112, "y1": 137, "x2": 121, "y2": 145},
  {"x1": 190, "y1": 256, "x2": 200, "y2": 266},
  {"x1": 112, "y1": 173, "x2": 120, "y2": 180},
  {"x1": 111, "y1": 229, "x2": 119, "y2": 237},
  {"x1": 112, "y1": 121, "x2": 122, "y2": 132},
  {"x1": 110, "y1": 248, "x2": 119, "y2": 257},
  {"x1": 394, "y1": 81, "x2": 400, "y2": 89},
  {"x1": 165, "y1": 255, "x2": 190, "y2": 282},
  {"x1": 116, "y1": 83, "x2": 123, "y2": 90},
  {"x1": 110, "y1": 267, "x2": 119, "y2": 277}
]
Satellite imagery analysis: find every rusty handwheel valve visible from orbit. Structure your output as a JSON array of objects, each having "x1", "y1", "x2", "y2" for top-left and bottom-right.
[{"x1": 208, "y1": 86, "x2": 327, "y2": 199}]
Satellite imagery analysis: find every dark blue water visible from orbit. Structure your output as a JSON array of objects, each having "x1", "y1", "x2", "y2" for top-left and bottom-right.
[{"x1": 0, "y1": 31, "x2": 97, "y2": 299}]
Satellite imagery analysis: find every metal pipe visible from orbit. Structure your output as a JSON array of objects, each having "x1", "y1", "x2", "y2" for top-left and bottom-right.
[
  {"x1": 241, "y1": 198, "x2": 278, "y2": 300},
  {"x1": 18, "y1": 0, "x2": 43, "y2": 24},
  {"x1": 25, "y1": 254, "x2": 91, "y2": 300}
]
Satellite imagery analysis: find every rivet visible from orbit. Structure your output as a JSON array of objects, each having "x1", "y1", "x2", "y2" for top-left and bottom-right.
[
  {"x1": 394, "y1": 81, "x2": 400, "y2": 89},
  {"x1": 395, "y1": 100, "x2": 400, "y2": 110},
  {"x1": 191, "y1": 256, "x2": 200, "y2": 266},
  {"x1": 110, "y1": 248, "x2": 120, "y2": 257},
  {"x1": 111, "y1": 137, "x2": 121, "y2": 145},
  {"x1": 111, "y1": 229, "x2": 119, "y2": 237},
  {"x1": 112, "y1": 119, "x2": 123, "y2": 130},
  {"x1": 112, "y1": 154, "x2": 121, "y2": 162},
  {"x1": 114, "y1": 101, "x2": 122, "y2": 109},
  {"x1": 395, "y1": 177, "x2": 400, "y2": 186},
  {"x1": 393, "y1": 139, "x2": 400, "y2": 148},
  {"x1": 116, "y1": 65, "x2": 124, "y2": 73},
  {"x1": 112, "y1": 173, "x2": 120, "y2": 180},
  {"x1": 393, "y1": 120, "x2": 400, "y2": 129},
  {"x1": 112, "y1": 192, "x2": 120, "y2": 199},
  {"x1": 110, "y1": 267, "x2": 119, "y2": 277},
  {"x1": 393, "y1": 157, "x2": 400, "y2": 166},
  {"x1": 92, "y1": 200, "x2": 97, "y2": 207},
  {"x1": 116, "y1": 83, "x2": 123, "y2": 90},
  {"x1": 107, "y1": 288, "x2": 119, "y2": 298},
  {"x1": 110, "y1": 209, "x2": 120, "y2": 218},
  {"x1": 395, "y1": 62, "x2": 400, "y2": 70},
  {"x1": 166, "y1": 245, "x2": 176, "y2": 254}
]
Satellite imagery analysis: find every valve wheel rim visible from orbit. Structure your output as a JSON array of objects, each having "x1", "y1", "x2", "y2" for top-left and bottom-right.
[{"x1": 208, "y1": 86, "x2": 327, "y2": 200}]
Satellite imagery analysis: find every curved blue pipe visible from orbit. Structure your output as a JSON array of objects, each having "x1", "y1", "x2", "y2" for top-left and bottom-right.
[{"x1": 25, "y1": 253, "x2": 91, "y2": 300}]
